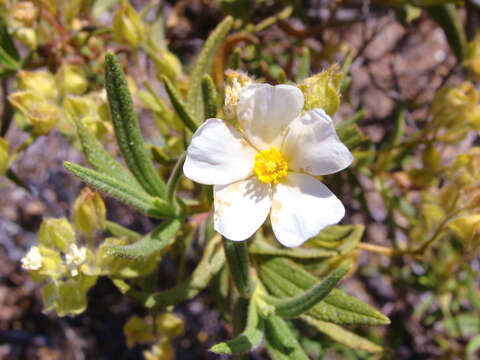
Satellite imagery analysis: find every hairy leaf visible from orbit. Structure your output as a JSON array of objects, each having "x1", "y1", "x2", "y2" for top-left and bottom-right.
[
  {"x1": 64, "y1": 162, "x2": 174, "y2": 218},
  {"x1": 201, "y1": 74, "x2": 218, "y2": 119},
  {"x1": 264, "y1": 316, "x2": 309, "y2": 360},
  {"x1": 301, "y1": 315, "x2": 383, "y2": 353},
  {"x1": 161, "y1": 75, "x2": 198, "y2": 132},
  {"x1": 261, "y1": 264, "x2": 351, "y2": 318},
  {"x1": 186, "y1": 16, "x2": 233, "y2": 119},
  {"x1": 210, "y1": 298, "x2": 264, "y2": 354},
  {"x1": 257, "y1": 256, "x2": 390, "y2": 325},
  {"x1": 105, "y1": 52, "x2": 166, "y2": 197},
  {"x1": 109, "y1": 217, "x2": 181, "y2": 259},
  {"x1": 73, "y1": 116, "x2": 142, "y2": 190}
]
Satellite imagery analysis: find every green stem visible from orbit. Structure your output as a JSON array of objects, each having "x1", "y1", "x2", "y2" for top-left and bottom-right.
[{"x1": 223, "y1": 238, "x2": 254, "y2": 299}]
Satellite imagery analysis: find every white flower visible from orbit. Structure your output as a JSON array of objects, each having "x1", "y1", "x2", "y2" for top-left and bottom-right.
[
  {"x1": 21, "y1": 246, "x2": 43, "y2": 271},
  {"x1": 65, "y1": 244, "x2": 87, "y2": 277},
  {"x1": 183, "y1": 83, "x2": 353, "y2": 247}
]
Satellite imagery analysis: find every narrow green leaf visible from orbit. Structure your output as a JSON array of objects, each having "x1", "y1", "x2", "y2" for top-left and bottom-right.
[
  {"x1": 249, "y1": 238, "x2": 338, "y2": 259},
  {"x1": 201, "y1": 74, "x2": 218, "y2": 119},
  {"x1": 257, "y1": 256, "x2": 390, "y2": 325},
  {"x1": 105, "y1": 52, "x2": 166, "y2": 197},
  {"x1": 64, "y1": 162, "x2": 173, "y2": 218},
  {"x1": 210, "y1": 298, "x2": 264, "y2": 354},
  {"x1": 0, "y1": 13, "x2": 19, "y2": 61},
  {"x1": 427, "y1": 4, "x2": 466, "y2": 61},
  {"x1": 5, "y1": 168, "x2": 31, "y2": 193},
  {"x1": 264, "y1": 316, "x2": 309, "y2": 360},
  {"x1": 73, "y1": 116, "x2": 142, "y2": 190},
  {"x1": 261, "y1": 264, "x2": 351, "y2": 318},
  {"x1": 223, "y1": 238, "x2": 254, "y2": 298},
  {"x1": 187, "y1": 16, "x2": 233, "y2": 119},
  {"x1": 117, "y1": 235, "x2": 225, "y2": 308},
  {"x1": 306, "y1": 224, "x2": 365, "y2": 255},
  {"x1": 109, "y1": 217, "x2": 181, "y2": 259},
  {"x1": 301, "y1": 315, "x2": 383, "y2": 353},
  {"x1": 161, "y1": 75, "x2": 198, "y2": 132},
  {"x1": 335, "y1": 109, "x2": 366, "y2": 150},
  {"x1": 166, "y1": 151, "x2": 187, "y2": 205},
  {"x1": 0, "y1": 47, "x2": 19, "y2": 71},
  {"x1": 106, "y1": 221, "x2": 142, "y2": 241}
]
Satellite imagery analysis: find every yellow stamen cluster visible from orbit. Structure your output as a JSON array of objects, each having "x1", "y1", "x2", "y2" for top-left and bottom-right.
[{"x1": 254, "y1": 147, "x2": 288, "y2": 184}]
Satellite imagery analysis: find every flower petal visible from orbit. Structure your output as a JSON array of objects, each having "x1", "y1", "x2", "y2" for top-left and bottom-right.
[
  {"x1": 214, "y1": 177, "x2": 272, "y2": 241},
  {"x1": 271, "y1": 173, "x2": 345, "y2": 247},
  {"x1": 282, "y1": 108, "x2": 353, "y2": 175},
  {"x1": 237, "y1": 84, "x2": 304, "y2": 150},
  {"x1": 183, "y1": 118, "x2": 256, "y2": 185}
]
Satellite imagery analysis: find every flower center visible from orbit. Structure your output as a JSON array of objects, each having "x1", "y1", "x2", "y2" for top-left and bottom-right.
[{"x1": 253, "y1": 147, "x2": 288, "y2": 184}]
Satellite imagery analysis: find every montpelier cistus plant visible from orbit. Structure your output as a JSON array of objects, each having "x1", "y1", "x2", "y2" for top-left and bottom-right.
[{"x1": 3, "y1": 1, "x2": 480, "y2": 358}]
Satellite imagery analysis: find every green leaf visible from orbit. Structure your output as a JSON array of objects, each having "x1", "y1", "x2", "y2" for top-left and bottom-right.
[
  {"x1": 186, "y1": 16, "x2": 233, "y2": 119},
  {"x1": 335, "y1": 109, "x2": 366, "y2": 150},
  {"x1": 466, "y1": 335, "x2": 480, "y2": 360},
  {"x1": 249, "y1": 238, "x2": 338, "y2": 259},
  {"x1": 106, "y1": 221, "x2": 142, "y2": 241},
  {"x1": 223, "y1": 238, "x2": 254, "y2": 298},
  {"x1": 64, "y1": 162, "x2": 174, "y2": 218},
  {"x1": 201, "y1": 74, "x2": 218, "y2": 119},
  {"x1": 161, "y1": 74, "x2": 198, "y2": 132},
  {"x1": 210, "y1": 298, "x2": 264, "y2": 354},
  {"x1": 426, "y1": 4, "x2": 466, "y2": 61},
  {"x1": 73, "y1": 115, "x2": 142, "y2": 190},
  {"x1": 0, "y1": 13, "x2": 19, "y2": 61},
  {"x1": 109, "y1": 217, "x2": 181, "y2": 259},
  {"x1": 264, "y1": 316, "x2": 309, "y2": 360},
  {"x1": 300, "y1": 315, "x2": 383, "y2": 353},
  {"x1": 305, "y1": 224, "x2": 365, "y2": 255},
  {"x1": 261, "y1": 264, "x2": 351, "y2": 318},
  {"x1": 443, "y1": 312, "x2": 480, "y2": 337},
  {"x1": 105, "y1": 52, "x2": 166, "y2": 197},
  {"x1": 257, "y1": 257, "x2": 390, "y2": 325},
  {"x1": 166, "y1": 151, "x2": 187, "y2": 205},
  {"x1": 116, "y1": 235, "x2": 225, "y2": 308}
]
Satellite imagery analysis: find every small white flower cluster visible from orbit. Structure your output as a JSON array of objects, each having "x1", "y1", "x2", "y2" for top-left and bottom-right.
[
  {"x1": 21, "y1": 246, "x2": 42, "y2": 271},
  {"x1": 65, "y1": 244, "x2": 88, "y2": 277}
]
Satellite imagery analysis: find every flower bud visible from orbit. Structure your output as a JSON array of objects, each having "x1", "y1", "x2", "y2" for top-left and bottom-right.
[
  {"x1": 17, "y1": 70, "x2": 57, "y2": 100},
  {"x1": 72, "y1": 188, "x2": 106, "y2": 235},
  {"x1": 154, "y1": 50, "x2": 183, "y2": 81},
  {"x1": 112, "y1": 2, "x2": 145, "y2": 47},
  {"x1": 432, "y1": 82, "x2": 478, "y2": 128},
  {"x1": 38, "y1": 217, "x2": 76, "y2": 252},
  {"x1": 9, "y1": 91, "x2": 60, "y2": 134},
  {"x1": 12, "y1": 1, "x2": 37, "y2": 26},
  {"x1": 15, "y1": 27, "x2": 37, "y2": 50},
  {"x1": 56, "y1": 65, "x2": 88, "y2": 96},
  {"x1": 297, "y1": 65, "x2": 343, "y2": 116}
]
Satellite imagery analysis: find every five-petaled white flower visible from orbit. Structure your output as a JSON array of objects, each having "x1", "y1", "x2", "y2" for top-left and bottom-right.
[{"x1": 183, "y1": 83, "x2": 353, "y2": 247}]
